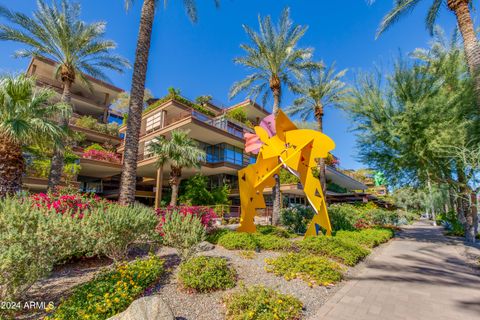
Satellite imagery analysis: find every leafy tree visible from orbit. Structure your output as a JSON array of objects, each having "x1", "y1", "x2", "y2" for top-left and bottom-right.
[
  {"x1": 149, "y1": 130, "x2": 206, "y2": 206},
  {"x1": 368, "y1": 0, "x2": 480, "y2": 109},
  {"x1": 110, "y1": 89, "x2": 153, "y2": 114},
  {"x1": 230, "y1": 7, "x2": 315, "y2": 225},
  {"x1": 179, "y1": 174, "x2": 230, "y2": 206},
  {"x1": 285, "y1": 64, "x2": 348, "y2": 192},
  {"x1": 344, "y1": 26, "x2": 479, "y2": 242},
  {"x1": 179, "y1": 174, "x2": 214, "y2": 205},
  {"x1": 119, "y1": 0, "x2": 219, "y2": 205},
  {"x1": 0, "y1": 0, "x2": 129, "y2": 191},
  {"x1": 0, "y1": 75, "x2": 70, "y2": 197}
]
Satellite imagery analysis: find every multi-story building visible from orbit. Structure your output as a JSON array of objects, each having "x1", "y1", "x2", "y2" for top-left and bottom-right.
[
  {"x1": 23, "y1": 56, "x2": 125, "y2": 194},
  {"x1": 23, "y1": 56, "x2": 367, "y2": 210}
]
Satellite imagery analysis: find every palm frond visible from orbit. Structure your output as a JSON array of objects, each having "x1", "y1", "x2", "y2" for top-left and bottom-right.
[{"x1": 375, "y1": 0, "x2": 423, "y2": 39}]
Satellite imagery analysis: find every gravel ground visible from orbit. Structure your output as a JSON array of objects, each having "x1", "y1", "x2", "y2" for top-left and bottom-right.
[
  {"x1": 11, "y1": 236, "x2": 395, "y2": 320},
  {"x1": 149, "y1": 242, "x2": 386, "y2": 320}
]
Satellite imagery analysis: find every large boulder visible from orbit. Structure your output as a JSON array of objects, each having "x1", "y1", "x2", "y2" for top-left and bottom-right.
[
  {"x1": 197, "y1": 241, "x2": 215, "y2": 251},
  {"x1": 108, "y1": 295, "x2": 174, "y2": 320}
]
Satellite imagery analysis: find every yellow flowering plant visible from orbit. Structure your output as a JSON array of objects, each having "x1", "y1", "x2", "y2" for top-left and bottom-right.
[{"x1": 45, "y1": 256, "x2": 164, "y2": 320}]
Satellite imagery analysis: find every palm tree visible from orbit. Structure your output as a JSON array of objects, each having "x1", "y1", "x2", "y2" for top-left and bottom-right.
[
  {"x1": 368, "y1": 0, "x2": 480, "y2": 108},
  {"x1": 230, "y1": 7, "x2": 315, "y2": 225},
  {"x1": 0, "y1": 74, "x2": 70, "y2": 198},
  {"x1": 0, "y1": 0, "x2": 130, "y2": 191},
  {"x1": 285, "y1": 64, "x2": 348, "y2": 192},
  {"x1": 119, "y1": 0, "x2": 219, "y2": 205},
  {"x1": 149, "y1": 130, "x2": 206, "y2": 206}
]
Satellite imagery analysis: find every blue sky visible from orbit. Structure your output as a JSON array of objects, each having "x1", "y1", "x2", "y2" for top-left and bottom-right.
[{"x1": 0, "y1": 0, "x2": 460, "y2": 169}]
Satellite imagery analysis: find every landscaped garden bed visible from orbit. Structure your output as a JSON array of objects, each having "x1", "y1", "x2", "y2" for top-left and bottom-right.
[{"x1": 1, "y1": 195, "x2": 400, "y2": 320}]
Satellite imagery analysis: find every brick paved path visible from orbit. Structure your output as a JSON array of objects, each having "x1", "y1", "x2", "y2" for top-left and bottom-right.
[{"x1": 311, "y1": 221, "x2": 480, "y2": 320}]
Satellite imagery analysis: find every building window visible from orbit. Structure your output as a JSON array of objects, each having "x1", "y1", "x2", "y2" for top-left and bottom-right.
[
  {"x1": 146, "y1": 112, "x2": 163, "y2": 132},
  {"x1": 205, "y1": 143, "x2": 245, "y2": 166},
  {"x1": 143, "y1": 138, "x2": 159, "y2": 159}
]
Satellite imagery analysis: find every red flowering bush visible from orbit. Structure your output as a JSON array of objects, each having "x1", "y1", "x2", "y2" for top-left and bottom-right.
[
  {"x1": 155, "y1": 206, "x2": 217, "y2": 233},
  {"x1": 353, "y1": 218, "x2": 371, "y2": 230},
  {"x1": 82, "y1": 149, "x2": 121, "y2": 164},
  {"x1": 30, "y1": 192, "x2": 107, "y2": 217}
]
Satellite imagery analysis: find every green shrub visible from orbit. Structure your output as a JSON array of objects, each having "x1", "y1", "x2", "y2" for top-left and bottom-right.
[
  {"x1": 160, "y1": 211, "x2": 206, "y2": 260},
  {"x1": 217, "y1": 232, "x2": 257, "y2": 250},
  {"x1": 46, "y1": 256, "x2": 164, "y2": 320},
  {"x1": 0, "y1": 197, "x2": 74, "y2": 300},
  {"x1": 237, "y1": 250, "x2": 256, "y2": 259},
  {"x1": 299, "y1": 236, "x2": 370, "y2": 266},
  {"x1": 75, "y1": 116, "x2": 119, "y2": 136},
  {"x1": 328, "y1": 204, "x2": 356, "y2": 231},
  {"x1": 206, "y1": 228, "x2": 232, "y2": 244},
  {"x1": 84, "y1": 143, "x2": 105, "y2": 152},
  {"x1": 265, "y1": 253, "x2": 343, "y2": 286},
  {"x1": 254, "y1": 234, "x2": 292, "y2": 251},
  {"x1": 256, "y1": 225, "x2": 296, "y2": 238},
  {"x1": 178, "y1": 256, "x2": 236, "y2": 292},
  {"x1": 223, "y1": 285, "x2": 303, "y2": 320},
  {"x1": 216, "y1": 231, "x2": 293, "y2": 251},
  {"x1": 280, "y1": 204, "x2": 315, "y2": 234},
  {"x1": 335, "y1": 228, "x2": 394, "y2": 248},
  {"x1": 83, "y1": 203, "x2": 159, "y2": 261}
]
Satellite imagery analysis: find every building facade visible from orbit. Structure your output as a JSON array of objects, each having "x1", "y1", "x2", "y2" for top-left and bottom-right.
[{"x1": 23, "y1": 57, "x2": 367, "y2": 209}]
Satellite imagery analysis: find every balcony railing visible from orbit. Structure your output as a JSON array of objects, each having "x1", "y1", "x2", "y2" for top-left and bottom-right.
[
  {"x1": 141, "y1": 109, "x2": 251, "y2": 139},
  {"x1": 35, "y1": 76, "x2": 107, "y2": 109}
]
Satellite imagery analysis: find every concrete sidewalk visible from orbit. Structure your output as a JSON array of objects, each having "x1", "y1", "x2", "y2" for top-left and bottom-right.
[{"x1": 311, "y1": 221, "x2": 480, "y2": 320}]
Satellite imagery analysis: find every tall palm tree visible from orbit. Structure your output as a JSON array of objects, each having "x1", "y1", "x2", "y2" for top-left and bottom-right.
[
  {"x1": 285, "y1": 64, "x2": 348, "y2": 192},
  {"x1": 230, "y1": 7, "x2": 315, "y2": 225},
  {"x1": 0, "y1": 74, "x2": 70, "y2": 198},
  {"x1": 368, "y1": 0, "x2": 480, "y2": 108},
  {"x1": 149, "y1": 130, "x2": 206, "y2": 206},
  {"x1": 0, "y1": 0, "x2": 130, "y2": 191},
  {"x1": 119, "y1": 0, "x2": 219, "y2": 205}
]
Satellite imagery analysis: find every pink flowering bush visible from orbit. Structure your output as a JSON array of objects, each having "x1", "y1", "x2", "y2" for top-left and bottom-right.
[
  {"x1": 30, "y1": 192, "x2": 107, "y2": 217},
  {"x1": 155, "y1": 206, "x2": 217, "y2": 234},
  {"x1": 82, "y1": 149, "x2": 121, "y2": 164}
]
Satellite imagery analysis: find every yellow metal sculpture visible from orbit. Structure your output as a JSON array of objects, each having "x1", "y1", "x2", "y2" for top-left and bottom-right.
[{"x1": 238, "y1": 110, "x2": 335, "y2": 237}]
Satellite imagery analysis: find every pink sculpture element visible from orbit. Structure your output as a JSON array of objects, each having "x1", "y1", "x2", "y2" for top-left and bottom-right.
[
  {"x1": 260, "y1": 114, "x2": 276, "y2": 137},
  {"x1": 244, "y1": 114, "x2": 276, "y2": 154},
  {"x1": 244, "y1": 132, "x2": 263, "y2": 154}
]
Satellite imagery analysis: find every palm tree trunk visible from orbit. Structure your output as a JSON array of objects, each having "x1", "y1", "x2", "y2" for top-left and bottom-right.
[
  {"x1": 47, "y1": 79, "x2": 72, "y2": 191},
  {"x1": 448, "y1": 0, "x2": 480, "y2": 109},
  {"x1": 271, "y1": 80, "x2": 282, "y2": 225},
  {"x1": 0, "y1": 135, "x2": 24, "y2": 198},
  {"x1": 315, "y1": 106, "x2": 327, "y2": 194},
  {"x1": 119, "y1": 0, "x2": 156, "y2": 205},
  {"x1": 169, "y1": 168, "x2": 181, "y2": 206}
]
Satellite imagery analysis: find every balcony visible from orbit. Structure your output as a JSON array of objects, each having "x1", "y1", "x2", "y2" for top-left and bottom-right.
[
  {"x1": 141, "y1": 109, "x2": 252, "y2": 140},
  {"x1": 35, "y1": 75, "x2": 108, "y2": 110}
]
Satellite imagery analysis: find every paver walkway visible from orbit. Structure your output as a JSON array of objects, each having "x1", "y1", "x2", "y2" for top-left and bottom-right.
[{"x1": 311, "y1": 221, "x2": 480, "y2": 320}]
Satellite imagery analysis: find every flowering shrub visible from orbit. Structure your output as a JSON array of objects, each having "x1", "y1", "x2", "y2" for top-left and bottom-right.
[
  {"x1": 353, "y1": 218, "x2": 370, "y2": 230},
  {"x1": 30, "y1": 192, "x2": 106, "y2": 217},
  {"x1": 45, "y1": 256, "x2": 164, "y2": 320},
  {"x1": 178, "y1": 256, "x2": 236, "y2": 292},
  {"x1": 156, "y1": 206, "x2": 217, "y2": 230},
  {"x1": 82, "y1": 149, "x2": 121, "y2": 164},
  {"x1": 265, "y1": 253, "x2": 343, "y2": 286},
  {"x1": 158, "y1": 211, "x2": 206, "y2": 260},
  {"x1": 299, "y1": 236, "x2": 370, "y2": 266},
  {"x1": 223, "y1": 285, "x2": 303, "y2": 320}
]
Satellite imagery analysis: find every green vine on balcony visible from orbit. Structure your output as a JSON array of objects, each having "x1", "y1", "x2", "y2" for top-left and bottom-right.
[{"x1": 141, "y1": 88, "x2": 216, "y2": 118}]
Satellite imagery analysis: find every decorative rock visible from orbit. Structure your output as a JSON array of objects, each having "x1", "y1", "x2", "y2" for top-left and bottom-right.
[
  {"x1": 108, "y1": 295, "x2": 174, "y2": 320},
  {"x1": 197, "y1": 241, "x2": 215, "y2": 251}
]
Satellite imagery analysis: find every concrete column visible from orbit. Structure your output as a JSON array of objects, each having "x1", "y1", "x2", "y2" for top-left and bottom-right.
[{"x1": 154, "y1": 166, "x2": 163, "y2": 209}]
